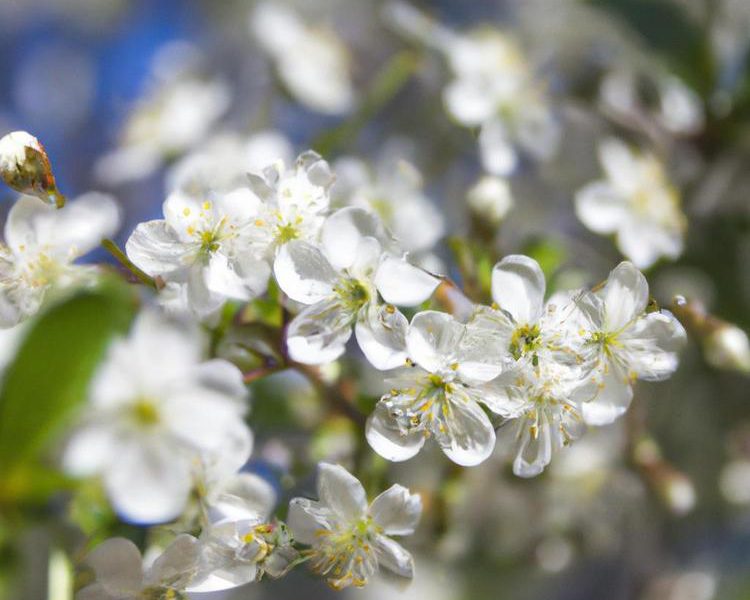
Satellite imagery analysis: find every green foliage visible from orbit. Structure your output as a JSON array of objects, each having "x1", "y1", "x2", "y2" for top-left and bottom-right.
[{"x1": 0, "y1": 279, "x2": 136, "y2": 506}]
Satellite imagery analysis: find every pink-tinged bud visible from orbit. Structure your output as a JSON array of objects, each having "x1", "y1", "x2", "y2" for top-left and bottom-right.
[{"x1": 0, "y1": 130, "x2": 66, "y2": 208}]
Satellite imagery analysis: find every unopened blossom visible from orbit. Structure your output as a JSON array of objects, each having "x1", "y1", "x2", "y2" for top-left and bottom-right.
[
  {"x1": 126, "y1": 188, "x2": 271, "y2": 320},
  {"x1": 0, "y1": 192, "x2": 120, "y2": 327},
  {"x1": 569, "y1": 261, "x2": 686, "y2": 426},
  {"x1": 366, "y1": 311, "x2": 523, "y2": 466},
  {"x1": 334, "y1": 153, "x2": 444, "y2": 256},
  {"x1": 575, "y1": 138, "x2": 687, "y2": 269},
  {"x1": 493, "y1": 361, "x2": 587, "y2": 477},
  {"x1": 245, "y1": 150, "x2": 335, "y2": 261},
  {"x1": 288, "y1": 463, "x2": 421, "y2": 589},
  {"x1": 0, "y1": 130, "x2": 65, "y2": 207},
  {"x1": 274, "y1": 207, "x2": 439, "y2": 368},
  {"x1": 704, "y1": 324, "x2": 750, "y2": 373},
  {"x1": 78, "y1": 535, "x2": 200, "y2": 600},
  {"x1": 442, "y1": 29, "x2": 560, "y2": 175},
  {"x1": 466, "y1": 175, "x2": 514, "y2": 224},
  {"x1": 189, "y1": 474, "x2": 298, "y2": 592},
  {"x1": 250, "y1": 2, "x2": 354, "y2": 115},
  {"x1": 63, "y1": 310, "x2": 252, "y2": 523}
]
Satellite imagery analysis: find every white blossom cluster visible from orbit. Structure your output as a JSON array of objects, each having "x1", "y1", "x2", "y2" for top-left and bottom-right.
[{"x1": 0, "y1": 128, "x2": 690, "y2": 595}]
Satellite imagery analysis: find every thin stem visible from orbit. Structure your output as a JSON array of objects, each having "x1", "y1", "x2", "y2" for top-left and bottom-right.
[{"x1": 101, "y1": 238, "x2": 157, "y2": 289}]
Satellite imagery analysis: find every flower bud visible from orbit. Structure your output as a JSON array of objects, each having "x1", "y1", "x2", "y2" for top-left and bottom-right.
[
  {"x1": 704, "y1": 324, "x2": 750, "y2": 374},
  {"x1": 0, "y1": 130, "x2": 65, "y2": 207},
  {"x1": 466, "y1": 175, "x2": 514, "y2": 224}
]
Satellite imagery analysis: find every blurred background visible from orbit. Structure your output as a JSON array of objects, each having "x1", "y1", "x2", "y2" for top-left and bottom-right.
[{"x1": 1, "y1": 0, "x2": 750, "y2": 599}]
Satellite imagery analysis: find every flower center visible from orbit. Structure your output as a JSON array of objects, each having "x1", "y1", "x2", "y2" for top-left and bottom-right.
[
  {"x1": 311, "y1": 516, "x2": 381, "y2": 589},
  {"x1": 131, "y1": 398, "x2": 160, "y2": 426},
  {"x1": 510, "y1": 324, "x2": 541, "y2": 360},
  {"x1": 334, "y1": 278, "x2": 371, "y2": 312},
  {"x1": 276, "y1": 222, "x2": 299, "y2": 243}
]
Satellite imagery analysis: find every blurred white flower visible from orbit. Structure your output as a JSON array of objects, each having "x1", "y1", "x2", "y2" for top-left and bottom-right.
[
  {"x1": 275, "y1": 207, "x2": 438, "y2": 368},
  {"x1": 366, "y1": 310, "x2": 521, "y2": 466},
  {"x1": 288, "y1": 463, "x2": 421, "y2": 589},
  {"x1": 250, "y1": 2, "x2": 354, "y2": 114},
  {"x1": 63, "y1": 310, "x2": 252, "y2": 523},
  {"x1": 704, "y1": 323, "x2": 750, "y2": 373},
  {"x1": 78, "y1": 535, "x2": 200, "y2": 600},
  {"x1": 0, "y1": 192, "x2": 120, "y2": 327},
  {"x1": 570, "y1": 261, "x2": 686, "y2": 425},
  {"x1": 442, "y1": 30, "x2": 559, "y2": 175},
  {"x1": 334, "y1": 154, "x2": 444, "y2": 256},
  {"x1": 575, "y1": 138, "x2": 687, "y2": 268},
  {"x1": 166, "y1": 130, "x2": 293, "y2": 197},
  {"x1": 126, "y1": 188, "x2": 271, "y2": 320},
  {"x1": 466, "y1": 175, "x2": 514, "y2": 225}
]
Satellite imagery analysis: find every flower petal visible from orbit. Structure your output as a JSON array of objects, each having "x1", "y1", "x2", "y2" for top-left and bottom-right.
[
  {"x1": 366, "y1": 402, "x2": 426, "y2": 462},
  {"x1": 286, "y1": 298, "x2": 354, "y2": 364},
  {"x1": 574, "y1": 181, "x2": 628, "y2": 235},
  {"x1": 63, "y1": 422, "x2": 118, "y2": 477},
  {"x1": 598, "y1": 137, "x2": 639, "y2": 195},
  {"x1": 581, "y1": 370, "x2": 633, "y2": 426},
  {"x1": 355, "y1": 303, "x2": 409, "y2": 370},
  {"x1": 374, "y1": 256, "x2": 440, "y2": 306},
  {"x1": 86, "y1": 538, "x2": 143, "y2": 594},
  {"x1": 370, "y1": 485, "x2": 422, "y2": 535},
  {"x1": 406, "y1": 311, "x2": 464, "y2": 373},
  {"x1": 621, "y1": 310, "x2": 686, "y2": 381},
  {"x1": 274, "y1": 241, "x2": 337, "y2": 304},
  {"x1": 208, "y1": 472, "x2": 276, "y2": 522},
  {"x1": 144, "y1": 534, "x2": 200, "y2": 588},
  {"x1": 373, "y1": 535, "x2": 414, "y2": 579},
  {"x1": 491, "y1": 255, "x2": 546, "y2": 324},
  {"x1": 321, "y1": 207, "x2": 392, "y2": 271},
  {"x1": 287, "y1": 497, "x2": 329, "y2": 544},
  {"x1": 125, "y1": 220, "x2": 187, "y2": 275},
  {"x1": 317, "y1": 462, "x2": 367, "y2": 521},
  {"x1": 479, "y1": 119, "x2": 518, "y2": 176},
  {"x1": 599, "y1": 261, "x2": 648, "y2": 331},
  {"x1": 440, "y1": 395, "x2": 496, "y2": 466}
]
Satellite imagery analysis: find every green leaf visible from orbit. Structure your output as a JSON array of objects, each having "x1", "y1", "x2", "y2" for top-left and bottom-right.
[{"x1": 0, "y1": 280, "x2": 136, "y2": 472}]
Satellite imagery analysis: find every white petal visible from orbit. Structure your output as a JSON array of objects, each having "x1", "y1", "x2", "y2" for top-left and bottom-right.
[
  {"x1": 205, "y1": 252, "x2": 270, "y2": 302},
  {"x1": 287, "y1": 497, "x2": 328, "y2": 545},
  {"x1": 440, "y1": 395, "x2": 496, "y2": 466},
  {"x1": 479, "y1": 119, "x2": 519, "y2": 176},
  {"x1": 581, "y1": 370, "x2": 633, "y2": 426},
  {"x1": 321, "y1": 207, "x2": 391, "y2": 271},
  {"x1": 193, "y1": 359, "x2": 248, "y2": 404},
  {"x1": 598, "y1": 137, "x2": 639, "y2": 195},
  {"x1": 443, "y1": 79, "x2": 496, "y2": 126},
  {"x1": 208, "y1": 472, "x2": 276, "y2": 522},
  {"x1": 317, "y1": 462, "x2": 367, "y2": 521},
  {"x1": 286, "y1": 298, "x2": 353, "y2": 365},
  {"x1": 85, "y1": 537, "x2": 143, "y2": 594},
  {"x1": 369, "y1": 485, "x2": 421, "y2": 535},
  {"x1": 373, "y1": 535, "x2": 414, "y2": 579},
  {"x1": 616, "y1": 219, "x2": 682, "y2": 269},
  {"x1": 104, "y1": 438, "x2": 192, "y2": 524},
  {"x1": 366, "y1": 403, "x2": 426, "y2": 462},
  {"x1": 455, "y1": 324, "x2": 508, "y2": 384},
  {"x1": 600, "y1": 261, "x2": 648, "y2": 331},
  {"x1": 125, "y1": 220, "x2": 187, "y2": 275},
  {"x1": 511, "y1": 421, "x2": 553, "y2": 478},
  {"x1": 574, "y1": 181, "x2": 628, "y2": 234},
  {"x1": 621, "y1": 311, "x2": 686, "y2": 381},
  {"x1": 355, "y1": 304, "x2": 409, "y2": 370},
  {"x1": 63, "y1": 423, "x2": 118, "y2": 477},
  {"x1": 491, "y1": 255, "x2": 546, "y2": 324},
  {"x1": 187, "y1": 262, "x2": 225, "y2": 318},
  {"x1": 406, "y1": 311, "x2": 464, "y2": 373},
  {"x1": 274, "y1": 241, "x2": 337, "y2": 304},
  {"x1": 374, "y1": 256, "x2": 439, "y2": 306},
  {"x1": 144, "y1": 534, "x2": 200, "y2": 588}
]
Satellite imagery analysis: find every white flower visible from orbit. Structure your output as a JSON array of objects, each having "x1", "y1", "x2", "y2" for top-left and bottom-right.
[
  {"x1": 246, "y1": 150, "x2": 335, "y2": 261},
  {"x1": 466, "y1": 255, "x2": 571, "y2": 366},
  {"x1": 63, "y1": 310, "x2": 252, "y2": 523},
  {"x1": 250, "y1": 2, "x2": 354, "y2": 115},
  {"x1": 442, "y1": 30, "x2": 559, "y2": 175},
  {"x1": 274, "y1": 207, "x2": 439, "y2": 368},
  {"x1": 569, "y1": 261, "x2": 687, "y2": 426},
  {"x1": 288, "y1": 463, "x2": 421, "y2": 589},
  {"x1": 0, "y1": 192, "x2": 120, "y2": 327},
  {"x1": 366, "y1": 310, "x2": 522, "y2": 466},
  {"x1": 189, "y1": 474, "x2": 298, "y2": 592},
  {"x1": 333, "y1": 154, "x2": 444, "y2": 256},
  {"x1": 466, "y1": 175, "x2": 514, "y2": 224},
  {"x1": 0, "y1": 130, "x2": 65, "y2": 206},
  {"x1": 493, "y1": 361, "x2": 587, "y2": 478},
  {"x1": 77, "y1": 535, "x2": 200, "y2": 600},
  {"x1": 126, "y1": 188, "x2": 271, "y2": 320},
  {"x1": 165, "y1": 130, "x2": 293, "y2": 197},
  {"x1": 575, "y1": 138, "x2": 687, "y2": 269}
]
